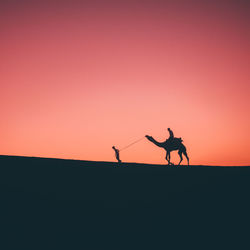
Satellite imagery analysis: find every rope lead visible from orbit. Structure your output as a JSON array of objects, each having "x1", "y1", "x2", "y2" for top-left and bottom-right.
[{"x1": 119, "y1": 136, "x2": 145, "y2": 151}]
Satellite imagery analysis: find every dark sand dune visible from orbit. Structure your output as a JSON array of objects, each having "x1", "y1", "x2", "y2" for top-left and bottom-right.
[
  {"x1": 1, "y1": 155, "x2": 249, "y2": 248},
  {"x1": 1, "y1": 155, "x2": 249, "y2": 206}
]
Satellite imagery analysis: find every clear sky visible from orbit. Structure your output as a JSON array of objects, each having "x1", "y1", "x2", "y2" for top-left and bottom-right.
[{"x1": 1, "y1": 0, "x2": 250, "y2": 165}]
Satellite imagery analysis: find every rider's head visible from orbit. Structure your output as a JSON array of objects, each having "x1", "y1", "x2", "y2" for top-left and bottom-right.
[
  {"x1": 112, "y1": 146, "x2": 115, "y2": 149},
  {"x1": 168, "y1": 128, "x2": 170, "y2": 131}
]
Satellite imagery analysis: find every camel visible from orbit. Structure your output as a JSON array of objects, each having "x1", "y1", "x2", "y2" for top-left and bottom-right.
[{"x1": 145, "y1": 135, "x2": 189, "y2": 165}]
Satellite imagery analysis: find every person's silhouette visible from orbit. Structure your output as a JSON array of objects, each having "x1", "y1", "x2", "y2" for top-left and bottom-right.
[
  {"x1": 166, "y1": 128, "x2": 183, "y2": 147},
  {"x1": 112, "y1": 146, "x2": 122, "y2": 163},
  {"x1": 168, "y1": 128, "x2": 174, "y2": 141},
  {"x1": 167, "y1": 128, "x2": 174, "y2": 144}
]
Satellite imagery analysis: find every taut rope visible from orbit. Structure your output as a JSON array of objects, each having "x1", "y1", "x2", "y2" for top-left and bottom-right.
[{"x1": 119, "y1": 136, "x2": 145, "y2": 151}]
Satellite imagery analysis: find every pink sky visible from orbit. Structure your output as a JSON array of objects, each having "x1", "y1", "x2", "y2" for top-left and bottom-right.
[{"x1": 1, "y1": 0, "x2": 250, "y2": 165}]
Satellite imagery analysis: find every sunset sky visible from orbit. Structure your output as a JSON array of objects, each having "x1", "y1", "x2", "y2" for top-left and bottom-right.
[{"x1": 1, "y1": 0, "x2": 250, "y2": 165}]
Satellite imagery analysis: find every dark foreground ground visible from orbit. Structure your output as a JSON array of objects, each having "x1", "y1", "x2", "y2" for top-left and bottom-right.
[{"x1": 1, "y1": 155, "x2": 250, "y2": 249}]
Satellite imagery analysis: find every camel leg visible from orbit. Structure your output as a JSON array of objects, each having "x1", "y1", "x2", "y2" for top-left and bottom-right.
[
  {"x1": 183, "y1": 150, "x2": 189, "y2": 166},
  {"x1": 168, "y1": 152, "x2": 174, "y2": 165},
  {"x1": 178, "y1": 150, "x2": 183, "y2": 165},
  {"x1": 165, "y1": 151, "x2": 170, "y2": 165},
  {"x1": 166, "y1": 151, "x2": 174, "y2": 165}
]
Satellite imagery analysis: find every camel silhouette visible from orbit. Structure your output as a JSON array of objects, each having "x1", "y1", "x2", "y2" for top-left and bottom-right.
[{"x1": 145, "y1": 135, "x2": 189, "y2": 165}]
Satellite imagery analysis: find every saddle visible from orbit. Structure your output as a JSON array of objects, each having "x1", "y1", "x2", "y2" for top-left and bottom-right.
[
  {"x1": 176, "y1": 137, "x2": 183, "y2": 143},
  {"x1": 165, "y1": 137, "x2": 183, "y2": 147}
]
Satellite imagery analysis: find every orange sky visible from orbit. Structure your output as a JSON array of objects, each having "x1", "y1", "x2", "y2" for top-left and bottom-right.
[{"x1": 1, "y1": 0, "x2": 250, "y2": 165}]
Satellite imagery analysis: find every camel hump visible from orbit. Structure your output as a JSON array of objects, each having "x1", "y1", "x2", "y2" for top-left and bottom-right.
[
  {"x1": 164, "y1": 137, "x2": 183, "y2": 147},
  {"x1": 177, "y1": 137, "x2": 183, "y2": 143},
  {"x1": 171, "y1": 137, "x2": 182, "y2": 143}
]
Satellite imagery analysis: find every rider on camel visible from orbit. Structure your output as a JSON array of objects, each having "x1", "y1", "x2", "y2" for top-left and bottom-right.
[
  {"x1": 167, "y1": 128, "x2": 182, "y2": 146},
  {"x1": 168, "y1": 128, "x2": 174, "y2": 140}
]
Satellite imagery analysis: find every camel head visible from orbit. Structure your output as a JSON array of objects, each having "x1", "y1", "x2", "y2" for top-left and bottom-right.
[{"x1": 145, "y1": 135, "x2": 154, "y2": 141}]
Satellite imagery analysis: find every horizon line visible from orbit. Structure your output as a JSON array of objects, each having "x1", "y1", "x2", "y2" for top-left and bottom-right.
[{"x1": 1, "y1": 154, "x2": 249, "y2": 167}]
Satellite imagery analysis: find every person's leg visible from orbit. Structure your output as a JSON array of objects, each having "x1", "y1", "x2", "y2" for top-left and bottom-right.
[{"x1": 117, "y1": 155, "x2": 122, "y2": 163}]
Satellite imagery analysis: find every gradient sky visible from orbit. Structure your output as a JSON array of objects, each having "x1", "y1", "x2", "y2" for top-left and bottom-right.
[{"x1": 1, "y1": 0, "x2": 250, "y2": 165}]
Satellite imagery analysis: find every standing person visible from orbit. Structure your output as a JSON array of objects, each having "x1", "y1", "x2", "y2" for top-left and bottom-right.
[{"x1": 112, "y1": 146, "x2": 122, "y2": 163}]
